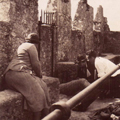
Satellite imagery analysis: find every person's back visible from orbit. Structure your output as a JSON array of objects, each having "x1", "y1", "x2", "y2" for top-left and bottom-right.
[
  {"x1": 95, "y1": 57, "x2": 120, "y2": 77},
  {"x1": 5, "y1": 43, "x2": 34, "y2": 73}
]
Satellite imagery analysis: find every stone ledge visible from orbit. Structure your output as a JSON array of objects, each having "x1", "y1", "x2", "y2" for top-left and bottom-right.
[
  {"x1": 0, "y1": 90, "x2": 33, "y2": 120},
  {"x1": 43, "y1": 76, "x2": 60, "y2": 104},
  {"x1": 56, "y1": 62, "x2": 78, "y2": 83},
  {"x1": 0, "y1": 76, "x2": 60, "y2": 120}
]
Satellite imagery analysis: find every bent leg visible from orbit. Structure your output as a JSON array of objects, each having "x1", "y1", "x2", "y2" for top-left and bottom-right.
[{"x1": 5, "y1": 70, "x2": 50, "y2": 112}]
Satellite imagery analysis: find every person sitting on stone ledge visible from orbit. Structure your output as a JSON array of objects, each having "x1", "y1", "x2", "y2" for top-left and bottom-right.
[
  {"x1": 88, "y1": 50, "x2": 120, "y2": 98},
  {"x1": 3, "y1": 33, "x2": 50, "y2": 120}
]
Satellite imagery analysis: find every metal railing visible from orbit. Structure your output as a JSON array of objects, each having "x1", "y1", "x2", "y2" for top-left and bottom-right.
[
  {"x1": 42, "y1": 64, "x2": 120, "y2": 120},
  {"x1": 40, "y1": 10, "x2": 57, "y2": 25},
  {"x1": 38, "y1": 10, "x2": 57, "y2": 76}
]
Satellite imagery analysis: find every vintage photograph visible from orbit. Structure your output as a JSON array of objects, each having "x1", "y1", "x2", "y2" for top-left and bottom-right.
[{"x1": 0, "y1": 0, "x2": 120, "y2": 120}]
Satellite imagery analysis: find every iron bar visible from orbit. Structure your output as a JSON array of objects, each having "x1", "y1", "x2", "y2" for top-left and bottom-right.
[
  {"x1": 51, "y1": 13, "x2": 53, "y2": 23},
  {"x1": 48, "y1": 13, "x2": 50, "y2": 24},
  {"x1": 42, "y1": 64, "x2": 120, "y2": 120},
  {"x1": 55, "y1": 12, "x2": 57, "y2": 25},
  {"x1": 38, "y1": 20, "x2": 42, "y2": 60},
  {"x1": 41, "y1": 10, "x2": 42, "y2": 23},
  {"x1": 40, "y1": 10, "x2": 56, "y2": 25},
  {"x1": 67, "y1": 64, "x2": 120, "y2": 109},
  {"x1": 46, "y1": 11, "x2": 48, "y2": 24},
  {"x1": 39, "y1": 10, "x2": 57, "y2": 76},
  {"x1": 42, "y1": 109, "x2": 62, "y2": 120},
  {"x1": 44, "y1": 11, "x2": 45, "y2": 23},
  {"x1": 51, "y1": 23, "x2": 56, "y2": 76}
]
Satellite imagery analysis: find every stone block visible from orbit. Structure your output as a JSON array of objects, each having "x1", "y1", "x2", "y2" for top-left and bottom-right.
[
  {"x1": 60, "y1": 78, "x2": 90, "y2": 96},
  {"x1": 0, "y1": 76, "x2": 60, "y2": 120},
  {"x1": 43, "y1": 76, "x2": 60, "y2": 104},
  {"x1": 55, "y1": 62, "x2": 78, "y2": 83},
  {"x1": 0, "y1": 90, "x2": 33, "y2": 120}
]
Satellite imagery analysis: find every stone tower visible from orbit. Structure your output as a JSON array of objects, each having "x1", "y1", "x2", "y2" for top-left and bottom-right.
[
  {"x1": 94, "y1": 5, "x2": 104, "y2": 32},
  {"x1": 73, "y1": 0, "x2": 94, "y2": 52},
  {"x1": 46, "y1": 0, "x2": 72, "y2": 61}
]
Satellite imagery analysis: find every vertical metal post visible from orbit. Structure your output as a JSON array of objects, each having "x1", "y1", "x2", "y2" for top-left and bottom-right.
[
  {"x1": 46, "y1": 11, "x2": 48, "y2": 24},
  {"x1": 44, "y1": 11, "x2": 45, "y2": 23},
  {"x1": 38, "y1": 17, "x2": 42, "y2": 60},
  {"x1": 51, "y1": 23, "x2": 56, "y2": 76},
  {"x1": 48, "y1": 13, "x2": 49, "y2": 24},
  {"x1": 41, "y1": 10, "x2": 42, "y2": 23}
]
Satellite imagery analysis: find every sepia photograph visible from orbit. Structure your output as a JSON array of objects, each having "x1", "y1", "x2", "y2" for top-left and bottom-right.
[{"x1": 0, "y1": 0, "x2": 120, "y2": 120}]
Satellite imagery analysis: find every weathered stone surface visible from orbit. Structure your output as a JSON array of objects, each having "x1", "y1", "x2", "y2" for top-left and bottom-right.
[
  {"x1": 73, "y1": 1, "x2": 94, "y2": 53},
  {"x1": 46, "y1": 0, "x2": 57, "y2": 12},
  {"x1": 43, "y1": 76, "x2": 60, "y2": 104},
  {"x1": 0, "y1": 0, "x2": 10, "y2": 22},
  {"x1": 93, "y1": 6, "x2": 110, "y2": 54},
  {"x1": 57, "y1": 0, "x2": 72, "y2": 61},
  {"x1": 70, "y1": 30, "x2": 85, "y2": 61},
  {"x1": 93, "y1": 31, "x2": 104, "y2": 54},
  {"x1": 60, "y1": 79, "x2": 90, "y2": 96},
  {"x1": 0, "y1": 90, "x2": 33, "y2": 120},
  {"x1": 55, "y1": 62, "x2": 78, "y2": 83},
  {"x1": 46, "y1": 0, "x2": 72, "y2": 61},
  {"x1": 103, "y1": 32, "x2": 120, "y2": 54},
  {"x1": 0, "y1": 76, "x2": 60, "y2": 120},
  {"x1": 0, "y1": 0, "x2": 38, "y2": 90},
  {"x1": 103, "y1": 17, "x2": 110, "y2": 32},
  {"x1": 94, "y1": 5, "x2": 104, "y2": 32},
  {"x1": 40, "y1": 26, "x2": 57, "y2": 76}
]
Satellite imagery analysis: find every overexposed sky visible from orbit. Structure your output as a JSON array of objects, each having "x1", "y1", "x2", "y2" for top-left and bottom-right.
[{"x1": 39, "y1": 0, "x2": 120, "y2": 31}]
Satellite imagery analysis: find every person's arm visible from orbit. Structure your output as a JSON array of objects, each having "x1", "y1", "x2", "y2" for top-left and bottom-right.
[{"x1": 28, "y1": 45, "x2": 42, "y2": 78}]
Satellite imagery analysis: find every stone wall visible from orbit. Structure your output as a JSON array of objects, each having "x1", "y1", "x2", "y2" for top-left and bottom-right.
[
  {"x1": 70, "y1": 30, "x2": 84, "y2": 61},
  {"x1": 46, "y1": 0, "x2": 96, "y2": 62},
  {"x1": 46, "y1": 0, "x2": 57, "y2": 12},
  {"x1": 93, "y1": 31, "x2": 104, "y2": 54},
  {"x1": 40, "y1": 25, "x2": 57, "y2": 76},
  {"x1": 57, "y1": 0, "x2": 72, "y2": 61},
  {"x1": 46, "y1": 0, "x2": 72, "y2": 61},
  {"x1": 72, "y1": 0, "x2": 94, "y2": 59},
  {"x1": 0, "y1": 90, "x2": 33, "y2": 120},
  {"x1": 103, "y1": 32, "x2": 120, "y2": 54},
  {"x1": 0, "y1": 0, "x2": 38, "y2": 88},
  {"x1": 93, "y1": 5, "x2": 110, "y2": 54},
  {"x1": 56, "y1": 62, "x2": 78, "y2": 83},
  {"x1": 94, "y1": 5, "x2": 104, "y2": 32}
]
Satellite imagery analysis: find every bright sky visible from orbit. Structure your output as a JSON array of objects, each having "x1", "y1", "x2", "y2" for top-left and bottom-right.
[{"x1": 39, "y1": 0, "x2": 120, "y2": 31}]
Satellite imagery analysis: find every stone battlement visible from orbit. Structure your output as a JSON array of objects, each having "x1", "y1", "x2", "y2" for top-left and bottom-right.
[{"x1": 0, "y1": 76, "x2": 60, "y2": 120}]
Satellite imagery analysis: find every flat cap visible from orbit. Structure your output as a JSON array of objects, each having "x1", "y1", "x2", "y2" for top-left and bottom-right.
[{"x1": 25, "y1": 33, "x2": 39, "y2": 43}]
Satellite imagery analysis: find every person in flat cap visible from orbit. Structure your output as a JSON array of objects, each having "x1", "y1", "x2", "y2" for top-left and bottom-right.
[
  {"x1": 3, "y1": 33, "x2": 50, "y2": 120},
  {"x1": 88, "y1": 50, "x2": 120, "y2": 98},
  {"x1": 25, "y1": 33, "x2": 40, "y2": 43}
]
